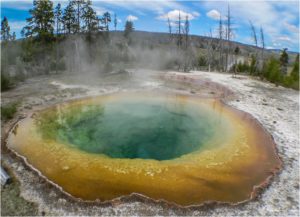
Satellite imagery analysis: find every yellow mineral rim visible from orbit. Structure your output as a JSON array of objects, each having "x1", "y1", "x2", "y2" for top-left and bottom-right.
[{"x1": 7, "y1": 92, "x2": 281, "y2": 206}]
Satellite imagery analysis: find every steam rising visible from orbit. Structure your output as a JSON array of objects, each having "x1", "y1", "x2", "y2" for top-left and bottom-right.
[{"x1": 2, "y1": 31, "x2": 200, "y2": 83}]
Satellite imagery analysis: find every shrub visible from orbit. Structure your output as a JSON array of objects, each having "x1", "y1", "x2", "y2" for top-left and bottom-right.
[
  {"x1": 103, "y1": 62, "x2": 113, "y2": 73},
  {"x1": 50, "y1": 59, "x2": 66, "y2": 72},
  {"x1": 197, "y1": 55, "x2": 207, "y2": 67},
  {"x1": 290, "y1": 54, "x2": 299, "y2": 81},
  {"x1": 282, "y1": 55, "x2": 299, "y2": 90},
  {"x1": 263, "y1": 57, "x2": 283, "y2": 84},
  {"x1": 1, "y1": 103, "x2": 18, "y2": 120},
  {"x1": 15, "y1": 57, "x2": 26, "y2": 81},
  {"x1": 259, "y1": 55, "x2": 299, "y2": 90},
  {"x1": 1, "y1": 74, "x2": 11, "y2": 91},
  {"x1": 249, "y1": 54, "x2": 257, "y2": 75},
  {"x1": 234, "y1": 61, "x2": 250, "y2": 73}
]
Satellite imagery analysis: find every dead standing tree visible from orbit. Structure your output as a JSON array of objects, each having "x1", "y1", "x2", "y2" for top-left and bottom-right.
[
  {"x1": 114, "y1": 13, "x2": 117, "y2": 31},
  {"x1": 176, "y1": 10, "x2": 183, "y2": 48},
  {"x1": 184, "y1": 15, "x2": 189, "y2": 50},
  {"x1": 175, "y1": 10, "x2": 183, "y2": 71},
  {"x1": 182, "y1": 15, "x2": 191, "y2": 72},
  {"x1": 54, "y1": 3, "x2": 63, "y2": 74},
  {"x1": 218, "y1": 14, "x2": 224, "y2": 72},
  {"x1": 167, "y1": 16, "x2": 172, "y2": 42},
  {"x1": 225, "y1": 4, "x2": 233, "y2": 72},
  {"x1": 207, "y1": 28, "x2": 214, "y2": 72},
  {"x1": 249, "y1": 20, "x2": 258, "y2": 74},
  {"x1": 259, "y1": 26, "x2": 265, "y2": 76}
]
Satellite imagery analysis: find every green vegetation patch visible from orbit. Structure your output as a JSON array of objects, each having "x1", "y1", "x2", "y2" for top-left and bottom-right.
[{"x1": 1, "y1": 103, "x2": 18, "y2": 120}]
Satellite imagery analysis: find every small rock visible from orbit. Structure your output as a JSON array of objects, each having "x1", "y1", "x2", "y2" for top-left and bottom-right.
[
  {"x1": 273, "y1": 121, "x2": 277, "y2": 124},
  {"x1": 44, "y1": 95, "x2": 56, "y2": 102},
  {"x1": 18, "y1": 113, "x2": 27, "y2": 119},
  {"x1": 31, "y1": 101, "x2": 41, "y2": 106},
  {"x1": 190, "y1": 90, "x2": 196, "y2": 94},
  {"x1": 277, "y1": 107, "x2": 284, "y2": 111},
  {"x1": 24, "y1": 104, "x2": 32, "y2": 109},
  {"x1": 49, "y1": 191, "x2": 56, "y2": 198},
  {"x1": 16, "y1": 166, "x2": 23, "y2": 172},
  {"x1": 262, "y1": 103, "x2": 268, "y2": 106},
  {"x1": 236, "y1": 99, "x2": 240, "y2": 102},
  {"x1": 58, "y1": 198, "x2": 66, "y2": 204}
]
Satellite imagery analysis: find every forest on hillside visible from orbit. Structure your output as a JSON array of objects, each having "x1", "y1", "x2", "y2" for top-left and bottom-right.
[{"x1": 1, "y1": 0, "x2": 299, "y2": 91}]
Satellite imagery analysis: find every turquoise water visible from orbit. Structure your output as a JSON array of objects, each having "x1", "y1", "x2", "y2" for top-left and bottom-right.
[{"x1": 38, "y1": 98, "x2": 219, "y2": 160}]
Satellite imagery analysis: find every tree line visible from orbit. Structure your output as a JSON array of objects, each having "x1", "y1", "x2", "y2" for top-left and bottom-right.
[
  {"x1": 1, "y1": 0, "x2": 136, "y2": 91},
  {"x1": 1, "y1": 0, "x2": 299, "y2": 91},
  {"x1": 1, "y1": 0, "x2": 135, "y2": 43},
  {"x1": 18, "y1": 0, "x2": 133, "y2": 40},
  {"x1": 164, "y1": 6, "x2": 298, "y2": 89}
]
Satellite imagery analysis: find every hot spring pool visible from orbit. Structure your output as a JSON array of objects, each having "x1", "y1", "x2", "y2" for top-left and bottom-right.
[{"x1": 7, "y1": 92, "x2": 281, "y2": 206}]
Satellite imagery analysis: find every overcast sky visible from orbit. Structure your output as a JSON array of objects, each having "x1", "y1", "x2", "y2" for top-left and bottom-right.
[{"x1": 1, "y1": 0, "x2": 299, "y2": 52}]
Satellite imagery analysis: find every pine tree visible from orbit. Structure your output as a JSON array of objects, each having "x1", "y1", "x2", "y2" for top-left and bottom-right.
[
  {"x1": 264, "y1": 57, "x2": 282, "y2": 84},
  {"x1": 54, "y1": 3, "x2": 63, "y2": 35},
  {"x1": 283, "y1": 54, "x2": 299, "y2": 89},
  {"x1": 102, "y1": 12, "x2": 111, "y2": 31},
  {"x1": 291, "y1": 54, "x2": 299, "y2": 76},
  {"x1": 124, "y1": 20, "x2": 134, "y2": 39},
  {"x1": 1, "y1": 17, "x2": 11, "y2": 41},
  {"x1": 234, "y1": 46, "x2": 240, "y2": 56},
  {"x1": 71, "y1": 0, "x2": 85, "y2": 33},
  {"x1": 290, "y1": 54, "x2": 299, "y2": 81},
  {"x1": 22, "y1": 0, "x2": 55, "y2": 41},
  {"x1": 280, "y1": 48, "x2": 289, "y2": 75},
  {"x1": 1, "y1": 17, "x2": 11, "y2": 79},
  {"x1": 233, "y1": 46, "x2": 240, "y2": 76},
  {"x1": 82, "y1": 0, "x2": 98, "y2": 34},
  {"x1": 63, "y1": 1, "x2": 77, "y2": 34}
]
